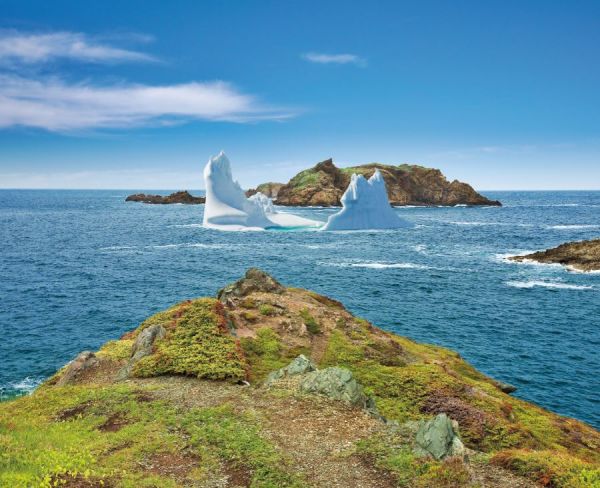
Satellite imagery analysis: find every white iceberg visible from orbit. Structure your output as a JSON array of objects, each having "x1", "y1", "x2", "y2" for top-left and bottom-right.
[
  {"x1": 203, "y1": 151, "x2": 321, "y2": 231},
  {"x1": 321, "y1": 170, "x2": 413, "y2": 231}
]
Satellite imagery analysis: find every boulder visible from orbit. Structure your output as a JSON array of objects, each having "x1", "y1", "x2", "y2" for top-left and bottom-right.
[
  {"x1": 299, "y1": 367, "x2": 369, "y2": 408},
  {"x1": 265, "y1": 355, "x2": 317, "y2": 386},
  {"x1": 117, "y1": 324, "x2": 166, "y2": 379},
  {"x1": 56, "y1": 351, "x2": 98, "y2": 386},
  {"x1": 218, "y1": 268, "x2": 285, "y2": 301},
  {"x1": 415, "y1": 413, "x2": 465, "y2": 460}
]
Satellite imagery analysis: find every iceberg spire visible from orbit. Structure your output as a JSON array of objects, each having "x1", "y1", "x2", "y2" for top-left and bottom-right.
[
  {"x1": 202, "y1": 151, "x2": 321, "y2": 231},
  {"x1": 321, "y1": 169, "x2": 412, "y2": 231}
]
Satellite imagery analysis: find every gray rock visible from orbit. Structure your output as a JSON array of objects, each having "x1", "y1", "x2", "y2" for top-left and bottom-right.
[
  {"x1": 265, "y1": 355, "x2": 317, "y2": 386},
  {"x1": 415, "y1": 413, "x2": 465, "y2": 460},
  {"x1": 218, "y1": 268, "x2": 285, "y2": 301},
  {"x1": 117, "y1": 324, "x2": 166, "y2": 380},
  {"x1": 56, "y1": 351, "x2": 98, "y2": 386},
  {"x1": 299, "y1": 367, "x2": 369, "y2": 408}
]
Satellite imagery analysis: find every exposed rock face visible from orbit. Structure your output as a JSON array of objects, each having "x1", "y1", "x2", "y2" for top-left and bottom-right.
[
  {"x1": 264, "y1": 354, "x2": 317, "y2": 386},
  {"x1": 118, "y1": 324, "x2": 166, "y2": 379},
  {"x1": 509, "y1": 238, "x2": 600, "y2": 272},
  {"x1": 125, "y1": 191, "x2": 205, "y2": 204},
  {"x1": 415, "y1": 413, "x2": 465, "y2": 460},
  {"x1": 246, "y1": 182, "x2": 285, "y2": 199},
  {"x1": 56, "y1": 351, "x2": 98, "y2": 386},
  {"x1": 218, "y1": 267, "x2": 285, "y2": 301},
  {"x1": 299, "y1": 367, "x2": 370, "y2": 408},
  {"x1": 272, "y1": 159, "x2": 500, "y2": 207}
]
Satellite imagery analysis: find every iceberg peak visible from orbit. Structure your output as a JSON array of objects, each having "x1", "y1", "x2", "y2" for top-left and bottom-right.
[
  {"x1": 322, "y1": 170, "x2": 413, "y2": 231},
  {"x1": 203, "y1": 152, "x2": 321, "y2": 231}
]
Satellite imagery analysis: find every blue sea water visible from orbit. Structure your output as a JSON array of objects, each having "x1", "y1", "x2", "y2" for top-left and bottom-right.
[{"x1": 1, "y1": 190, "x2": 599, "y2": 429}]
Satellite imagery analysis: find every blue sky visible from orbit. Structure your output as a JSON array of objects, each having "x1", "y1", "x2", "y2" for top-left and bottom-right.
[{"x1": 1, "y1": 0, "x2": 599, "y2": 190}]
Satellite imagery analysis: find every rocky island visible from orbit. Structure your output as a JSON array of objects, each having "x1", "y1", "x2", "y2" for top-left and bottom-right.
[
  {"x1": 1, "y1": 269, "x2": 598, "y2": 487},
  {"x1": 510, "y1": 238, "x2": 600, "y2": 272},
  {"x1": 248, "y1": 159, "x2": 501, "y2": 207},
  {"x1": 125, "y1": 191, "x2": 205, "y2": 204}
]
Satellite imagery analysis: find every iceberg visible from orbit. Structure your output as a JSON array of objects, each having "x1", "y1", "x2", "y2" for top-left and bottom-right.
[
  {"x1": 321, "y1": 170, "x2": 413, "y2": 231},
  {"x1": 203, "y1": 152, "x2": 321, "y2": 231}
]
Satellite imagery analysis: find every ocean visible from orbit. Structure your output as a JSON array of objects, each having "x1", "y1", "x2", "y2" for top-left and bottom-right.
[{"x1": 1, "y1": 190, "x2": 599, "y2": 428}]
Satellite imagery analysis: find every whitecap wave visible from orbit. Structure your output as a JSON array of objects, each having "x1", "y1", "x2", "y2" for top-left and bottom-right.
[
  {"x1": 505, "y1": 280, "x2": 593, "y2": 290},
  {"x1": 149, "y1": 243, "x2": 232, "y2": 250},
  {"x1": 99, "y1": 245, "x2": 138, "y2": 251},
  {"x1": 318, "y1": 261, "x2": 433, "y2": 270},
  {"x1": 1, "y1": 377, "x2": 44, "y2": 398},
  {"x1": 548, "y1": 225, "x2": 600, "y2": 230}
]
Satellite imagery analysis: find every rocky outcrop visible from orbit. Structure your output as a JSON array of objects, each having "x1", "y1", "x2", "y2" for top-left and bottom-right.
[
  {"x1": 218, "y1": 267, "x2": 285, "y2": 301},
  {"x1": 56, "y1": 351, "x2": 98, "y2": 386},
  {"x1": 415, "y1": 413, "x2": 465, "y2": 460},
  {"x1": 125, "y1": 191, "x2": 205, "y2": 204},
  {"x1": 264, "y1": 354, "x2": 317, "y2": 386},
  {"x1": 117, "y1": 324, "x2": 166, "y2": 379},
  {"x1": 245, "y1": 182, "x2": 284, "y2": 199},
  {"x1": 271, "y1": 159, "x2": 500, "y2": 207},
  {"x1": 509, "y1": 238, "x2": 600, "y2": 272}
]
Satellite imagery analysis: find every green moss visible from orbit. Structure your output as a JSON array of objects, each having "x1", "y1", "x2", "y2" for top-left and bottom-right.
[
  {"x1": 182, "y1": 404, "x2": 305, "y2": 487},
  {"x1": 288, "y1": 170, "x2": 319, "y2": 189},
  {"x1": 492, "y1": 449, "x2": 600, "y2": 488},
  {"x1": 299, "y1": 308, "x2": 320, "y2": 334},
  {"x1": 96, "y1": 339, "x2": 133, "y2": 361},
  {"x1": 258, "y1": 304, "x2": 276, "y2": 316},
  {"x1": 132, "y1": 298, "x2": 247, "y2": 382},
  {"x1": 242, "y1": 310, "x2": 260, "y2": 321}
]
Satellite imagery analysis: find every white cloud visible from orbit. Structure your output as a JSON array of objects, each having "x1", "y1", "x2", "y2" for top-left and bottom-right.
[
  {"x1": 0, "y1": 75, "x2": 292, "y2": 131},
  {"x1": 0, "y1": 30, "x2": 155, "y2": 64},
  {"x1": 302, "y1": 52, "x2": 366, "y2": 67}
]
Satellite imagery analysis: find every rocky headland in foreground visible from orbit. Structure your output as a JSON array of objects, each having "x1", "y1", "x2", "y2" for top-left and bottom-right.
[
  {"x1": 1, "y1": 269, "x2": 598, "y2": 487},
  {"x1": 125, "y1": 191, "x2": 205, "y2": 204},
  {"x1": 248, "y1": 159, "x2": 501, "y2": 207},
  {"x1": 510, "y1": 238, "x2": 600, "y2": 272}
]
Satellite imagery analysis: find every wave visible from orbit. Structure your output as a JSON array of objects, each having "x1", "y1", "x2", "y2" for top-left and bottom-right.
[
  {"x1": 318, "y1": 261, "x2": 433, "y2": 270},
  {"x1": 99, "y1": 245, "x2": 138, "y2": 251},
  {"x1": 150, "y1": 243, "x2": 232, "y2": 250},
  {"x1": 548, "y1": 225, "x2": 600, "y2": 230},
  {"x1": 169, "y1": 223, "x2": 204, "y2": 228},
  {"x1": 505, "y1": 280, "x2": 594, "y2": 290},
  {"x1": 0, "y1": 376, "x2": 44, "y2": 398}
]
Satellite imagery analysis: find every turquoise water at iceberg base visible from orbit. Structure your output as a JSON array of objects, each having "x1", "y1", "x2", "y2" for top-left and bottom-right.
[{"x1": 0, "y1": 190, "x2": 599, "y2": 429}]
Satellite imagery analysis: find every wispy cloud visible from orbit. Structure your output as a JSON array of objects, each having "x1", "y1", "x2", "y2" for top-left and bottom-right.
[
  {"x1": 302, "y1": 52, "x2": 366, "y2": 67},
  {"x1": 0, "y1": 30, "x2": 156, "y2": 64},
  {"x1": 0, "y1": 75, "x2": 293, "y2": 131}
]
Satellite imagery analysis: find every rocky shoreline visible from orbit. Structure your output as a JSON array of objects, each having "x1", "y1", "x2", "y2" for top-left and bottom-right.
[
  {"x1": 509, "y1": 238, "x2": 600, "y2": 272},
  {"x1": 248, "y1": 159, "x2": 501, "y2": 207},
  {"x1": 125, "y1": 190, "x2": 205, "y2": 204},
  {"x1": 1, "y1": 269, "x2": 597, "y2": 487}
]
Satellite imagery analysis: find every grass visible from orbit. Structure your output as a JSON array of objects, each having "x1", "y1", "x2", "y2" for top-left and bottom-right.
[
  {"x1": 182, "y1": 404, "x2": 306, "y2": 487},
  {"x1": 355, "y1": 433, "x2": 471, "y2": 487},
  {"x1": 288, "y1": 170, "x2": 320, "y2": 189},
  {"x1": 258, "y1": 304, "x2": 276, "y2": 316},
  {"x1": 0, "y1": 384, "x2": 184, "y2": 487},
  {"x1": 299, "y1": 308, "x2": 320, "y2": 334}
]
